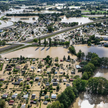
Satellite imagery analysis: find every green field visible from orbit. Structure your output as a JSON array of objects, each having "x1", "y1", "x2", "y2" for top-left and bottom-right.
[
  {"x1": 82, "y1": 10, "x2": 106, "y2": 14},
  {"x1": 81, "y1": 15, "x2": 88, "y2": 17},
  {"x1": 82, "y1": 10, "x2": 90, "y2": 13}
]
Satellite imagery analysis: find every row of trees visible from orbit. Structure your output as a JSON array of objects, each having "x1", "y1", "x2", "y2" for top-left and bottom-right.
[
  {"x1": 34, "y1": 38, "x2": 70, "y2": 47},
  {"x1": 0, "y1": 40, "x2": 6, "y2": 46}
]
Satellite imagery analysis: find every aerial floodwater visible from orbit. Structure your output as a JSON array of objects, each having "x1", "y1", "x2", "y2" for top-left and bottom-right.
[
  {"x1": 1, "y1": 47, "x2": 77, "y2": 59},
  {"x1": 1, "y1": 1, "x2": 108, "y2": 108},
  {"x1": 61, "y1": 16, "x2": 93, "y2": 25},
  {"x1": 74, "y1": 45, "x2": 108, "y2": 58},
  {"x1": 70, "y1": 92, "x2": 108, "y2": 108}
]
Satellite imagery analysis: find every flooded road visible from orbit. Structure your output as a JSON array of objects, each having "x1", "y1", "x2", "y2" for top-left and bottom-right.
[{"x1": 74, "y1": 45, "x2": 108, "y2": 58}]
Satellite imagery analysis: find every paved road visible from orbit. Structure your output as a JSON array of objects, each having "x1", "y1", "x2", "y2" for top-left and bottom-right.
[{"x1": 0, "y1": 18, "x2": 108, "y2": 54}]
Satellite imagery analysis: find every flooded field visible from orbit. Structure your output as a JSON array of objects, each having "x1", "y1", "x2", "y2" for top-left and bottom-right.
[
  {"x1": 61, "y1": 16, "x2": 93, "y2": 25},
  {"x1": 1, "y1": 47, "x2": 77, "y2": 59},
  {"x1": 74, "y1": 45, "x2": 108, "y2": 58},
  {"x1": 70, "y1": 92, "x2": 108, "y2": 108},
  {"x1": 0, "y1": 20, "x2": 13, "y2": 29},
  {"x1": 7, "y1": 16, "x2": 38, "y2": 23}
]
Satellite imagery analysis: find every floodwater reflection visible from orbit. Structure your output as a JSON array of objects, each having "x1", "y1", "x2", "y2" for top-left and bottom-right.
[{"x1": 70, "y1": 92, "x2": 108, "y2": 108}]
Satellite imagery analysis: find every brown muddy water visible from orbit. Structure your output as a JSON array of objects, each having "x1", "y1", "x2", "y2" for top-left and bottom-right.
[
  {"x1": 1, "y1": 47, "x2": 77, "y2": 59},
  {"x1": 70, "y1": 92, "x2": 108, "y2": 108},
  {"x1": 74, "y1": 45, "x2": 108, "y2": 58},
  {"x1": 2, "y1": 46, "x2": 108, "y2": 108},
  {"x1": 70, "y1": 68, "x2": 108, "y2": 108}
]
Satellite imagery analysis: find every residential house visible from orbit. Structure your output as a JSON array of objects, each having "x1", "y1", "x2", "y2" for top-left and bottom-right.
[{"x1": 51, "y1": 94, "x2": 56, "y2": 99}]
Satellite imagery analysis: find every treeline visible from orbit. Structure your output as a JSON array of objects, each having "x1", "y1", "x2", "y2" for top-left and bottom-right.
[
  {"x1": 6, "y1": 13, "x2": 64, "y2": 17},
  {"x1": 60, "y1": 22, "x2": 78, "y2": 27},
  {"x1": 0, "y1": 3, "x2": 9, "y2": 11},
  {"x1": 0, "y1": 40, "x2": 6, "y2": 46}
]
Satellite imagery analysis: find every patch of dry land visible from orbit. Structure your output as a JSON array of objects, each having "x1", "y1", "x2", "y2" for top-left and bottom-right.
[{"x1": 0, "y1": 54, "x2": 82, "y2": 108}]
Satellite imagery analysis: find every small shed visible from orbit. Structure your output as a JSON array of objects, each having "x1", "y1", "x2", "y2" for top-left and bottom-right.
[
  {"x1": 76, "y1": 65, "x2": 81, "y2": 69},
  {"x1": 14, "y1": 82, "x2": 20, "y2": 85},
  {"x1": 18, "y1": 78, "x2": 23, "y2": 81},
  {"x1": 30, "y1": 69, "x2": 33, "y2": 72},
  {"x1": 9, "y1": 100, "x2": 14, "y2": 105},
  {"x1": 71, "y1": 71, "x2": 75, "y2": 74},
  {"x1": 53, "y1": 82, "x2": 58, "y2": 86},
  {"x1": 12, "y1": 93, "x2": 17, "y2": 99},
  {"x1": 45, "y1": 95, "x2": 49, "y2": 99},
  {"x1": 15, "y1": 66, "x2": 20, "y2": 70},
  {"x1": 51, "y1": 94, "x2": 57, "y2": 99},
  {"x1": 63, "y1": 79, "x2": 67, "y2": 82},
  {"x1": 35, "y1": 77, "x2": 39, "y2": 81},
  {"x1": 55, "y1": 72, "x2": 57, "y2": 74},
  {"x1": 70, "y1": 79, "x2": 73, "y2": 82},
  {"x1": 66, "y1": 84, "x2": 70, "y2": 87},
  {"x1": 21, "y1": 104, "x2": 26, "y2": 108},
  {"x1": 31, "y1": 94, "x2": 36, "y2": 99},
  {"x1": 43, "y1": 101, "x2": 48, "y2": 105},
  {"x1": 23, "y1": 94, "x2": 28, "y2": 99},
  {"x1": 37, "y1": 69, "x2": 41, "y2": 72},
  {"x1": 0, "y1": 78, "x2": 4, "y2": 81},
  {"x1": 2, "y1": 94, "x2": 8, "y2": 99},
  {"x1": 46, "y1": 82, "x2": 50, "y2": 86},
  {"x1": 31, "y1": 66, "x2": 35, "y2": 69}
]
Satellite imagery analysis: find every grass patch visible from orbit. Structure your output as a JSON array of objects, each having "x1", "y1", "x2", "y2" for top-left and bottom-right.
[
  {"x1": 81, "y1": 15, "x2": 88, "y2": 17},
  {"x1": 82, "y1": 10, "x2": 90, "y2": 13},
  {"x1": 0, "y1": 63, "x2": 3, "y2": 71},
  {"x1": 92, "y1": 10, "x2": 106, "y2": 14},
  {"x1": 0, "y1": 16, "x2": 4, "y2": 20}
]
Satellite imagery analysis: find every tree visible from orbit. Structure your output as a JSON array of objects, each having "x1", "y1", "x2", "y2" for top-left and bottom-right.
[
  {"x1": 73, "y1": 78, "x2": 87, "y2": 92},
  {"x1": 44, "y1": 38, "x2": 47, "y2": 47},
  {"x1": 54, "y1": 39, "x2": 57, "y2": 46},
  {"x1": 67, "y1": 55, "x2": 70, "y2": 60},
  {"x1": 49, "y1": 38, "x2": 51, "y2": 47},
  {"x1": 81, "y1": 52, "x2": 85, "y2": 60},
  {"x1": 64, "y1": 41, "x2": 70, "y2": 47},
  {"x1": 33, "y1": 38, "x2": 38, "y2": 43},
  {"x1": 31, "y1": 31, "x2": 34, "y2": 35},
  {"x1": 47, "y1": 26, "x2": 54, "y2": 33},
  {"x1": 51, "y1": 101, "x2": 61, "y2": 108},
  {"x1": 82, "y1": 72, "x2": 88, "y2": 80},
  {"x1": 56, "y1": 84, "x2": 60, "y2": 91},
  {"x1": 87, "y1": 77, "x2": 108, "y2": 95},
  {"x1": 57, "y1": 92, "x2": 69, "y2": 108},
  {"x1": 69, "y1": 46, "x2": 76, "y2": 55},
  {"x1": 0, "y1": 99, "x2": 6, "y2": 108},
  {"x1": 63, "y1": 56, "x2": 66, "y2": 61},
  {"x1": 88, "y1": 41, "x2": 91, "y2": 46},
  {"x1": 39, "y1": 38, "x2": 41, "y2": 46},
  {"x1": 47, "y1": 104, "x2": 51, "y2": 108},
  {"x1": 77, "y1": 50, "x2": 82, "y2": 60}
]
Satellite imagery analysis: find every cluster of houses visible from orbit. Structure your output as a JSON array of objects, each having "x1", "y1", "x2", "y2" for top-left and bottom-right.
[{"x1": 0, "y1": 56, "x2": 82, "y2": 108}]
